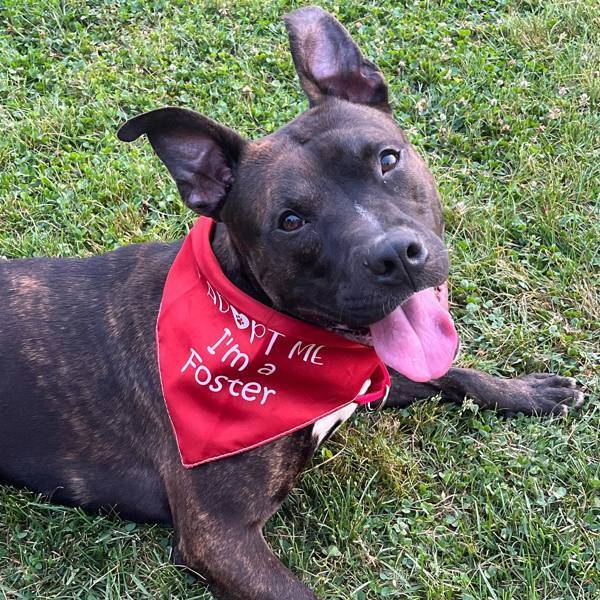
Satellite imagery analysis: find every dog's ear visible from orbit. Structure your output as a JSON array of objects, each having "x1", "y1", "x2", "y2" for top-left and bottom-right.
[
  {"x1": 284, "y1": 6, "x2": 390, "y2": 112},
  {"x1": 117, "y1": 107, "x2": 246, "y2": 217}
]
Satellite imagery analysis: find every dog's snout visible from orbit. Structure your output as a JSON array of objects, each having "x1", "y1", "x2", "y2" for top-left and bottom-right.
[{"x1": 365, "y1": 231, "x2": 429, "y2": 285}]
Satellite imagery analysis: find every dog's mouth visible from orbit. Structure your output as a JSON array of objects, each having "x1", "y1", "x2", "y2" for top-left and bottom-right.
[{"x1": 327, "y1": 283, "x2": 459, "y2": 382}]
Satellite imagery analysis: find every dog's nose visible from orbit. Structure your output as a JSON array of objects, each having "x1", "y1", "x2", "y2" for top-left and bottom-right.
[{"x1": 365, "y1": 232, "x2": 429, "y2": 285}]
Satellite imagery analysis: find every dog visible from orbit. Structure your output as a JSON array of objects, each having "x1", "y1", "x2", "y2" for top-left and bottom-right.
[{"x1": 0, "y1": 7, "x2": 585, "y2": 599}]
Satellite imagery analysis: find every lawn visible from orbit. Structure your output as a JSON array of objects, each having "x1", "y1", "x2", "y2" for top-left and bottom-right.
[{"x1": 1, "y1": 0, "x2": 598, "y2": 598}]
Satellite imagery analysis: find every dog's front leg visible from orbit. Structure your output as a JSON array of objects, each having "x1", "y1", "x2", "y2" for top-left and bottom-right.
[
  {"x1": 164, "y1": 433, "x2": 319, "y2": 600},
  {"x1": 387, "y1": 368, "x2": 584, "y2": 416},
  {"x1": 173, "y1": 521, "x2": 316, "y2": 600}
]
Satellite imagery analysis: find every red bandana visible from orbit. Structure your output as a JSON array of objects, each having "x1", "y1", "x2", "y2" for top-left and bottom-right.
[{"x1": 157, "y1": 217, "x2": 390, "y2": 467}]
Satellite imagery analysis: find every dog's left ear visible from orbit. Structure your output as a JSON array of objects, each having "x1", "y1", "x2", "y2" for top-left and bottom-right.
[
  {"x1": 284, "y1": 6, "x2": 390, "y2": 112},
  {"x1": 117, "y1": 107, "x2": 246, "y2": 217}
]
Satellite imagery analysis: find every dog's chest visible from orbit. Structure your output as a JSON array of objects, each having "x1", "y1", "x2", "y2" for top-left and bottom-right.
[
  {"x1": 310, "y1": 378, "x2": 371, "y2": 446},
  {"x1": 311, "y1": 403, "x2": 358, "y2": 446}
]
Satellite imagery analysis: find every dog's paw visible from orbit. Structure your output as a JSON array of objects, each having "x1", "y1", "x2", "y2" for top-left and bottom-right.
[{"x1": 504, "y1": 373, "x2": 585, "y2": 417}]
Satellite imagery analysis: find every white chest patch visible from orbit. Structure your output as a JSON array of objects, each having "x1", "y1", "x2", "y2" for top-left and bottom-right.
[
  {"x1": 311, "y1": 379, "x2": 371, "y2": 447},
  {"x1": 311, "y1": 403, "x2": 358, "y2": 446}
]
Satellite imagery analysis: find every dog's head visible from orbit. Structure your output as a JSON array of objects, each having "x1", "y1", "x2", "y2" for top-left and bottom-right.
[{"x1": 118, "y1": 7, "x2": 458, "y2": 382}]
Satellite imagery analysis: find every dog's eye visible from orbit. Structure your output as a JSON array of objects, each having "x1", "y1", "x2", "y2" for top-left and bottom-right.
[
  {"x1": 279, "y1": 211, "x2": 306, "y2": 232},
  {"x1": 380, "y1": 150, "x2": 399, "y2": 174}
]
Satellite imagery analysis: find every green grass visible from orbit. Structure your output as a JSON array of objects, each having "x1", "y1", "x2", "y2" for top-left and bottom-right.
[{"x1": 1, "y1": 0, "x2": 598, "y2": 598}]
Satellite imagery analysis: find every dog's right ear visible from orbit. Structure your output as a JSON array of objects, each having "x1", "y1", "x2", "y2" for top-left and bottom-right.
[{"x1": 117, "y1": 107, "x2": 246, "y2": 218}]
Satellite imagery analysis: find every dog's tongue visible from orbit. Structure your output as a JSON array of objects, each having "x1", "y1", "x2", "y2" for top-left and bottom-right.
[{"x1": 369, "y1": 284, "x2": 458, "y2": 382}]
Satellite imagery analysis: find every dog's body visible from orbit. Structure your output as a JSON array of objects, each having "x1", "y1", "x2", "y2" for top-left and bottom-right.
[{"x1": 0, "y1": 8, "x2": 584, "y2": 600}]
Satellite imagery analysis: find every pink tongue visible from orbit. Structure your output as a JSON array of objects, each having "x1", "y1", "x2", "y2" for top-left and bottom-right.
[{"x1": 369, "y1": 283, "x2": 458, "y2": 382}]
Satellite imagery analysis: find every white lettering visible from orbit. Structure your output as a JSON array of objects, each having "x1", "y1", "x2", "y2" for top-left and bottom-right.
[
  {"x1": 206, "y1": 281, "x2": 218, "y2": 305},
  {"x1": 221, "y1": 344, "x2": 250, "y2": 371},
  {"x1": 310, "y1": 345, "x2": 324, "y2": 365},
  {"x1": 181, "y1": 348, "x2": 202, "y2": 373},
  {"x1": 179, "y1": 348, "x2": 277, "y2": 407},
  {"x1": 208, "y1": 375, "x2": 228, "y2": 393},
  {"x1": 217, "y1": 292, "x2": 230, "y2": 313},
  {"x1": 207, "y1": 327, "x2": 232, "y2": 355},
  {"x1": 260, "y1": 388, "x2": 276, "y2": 405},
  {"x1": 250, "y1": 321, "x2": 266, "y2": 344},
  {"x1": 257, "y1": 363, "x2": 276, "y2": 376},
  {"x1": 241, "y1": 381, "x2": 261, "y2": 401},
  {"x1": 287, "y1": 341, "x2": 324, "y2": 365},
  {"x1": 230, "y1": 306, "x2": 250, "y2": 330},
  {"x1": 194, "y1": 364, "x2": 211, "y2": 385},
  {"x1": 265, "y1": 328, "x2": 285, "y2": 356},
  {"x1": 227, "y1": 378, "x2": 244, "y2": 396}
]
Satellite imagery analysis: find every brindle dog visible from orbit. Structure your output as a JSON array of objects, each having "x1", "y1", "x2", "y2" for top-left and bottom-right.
[{"x1": 0, "y1": 7, "x2": 584, "y2": 600}]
